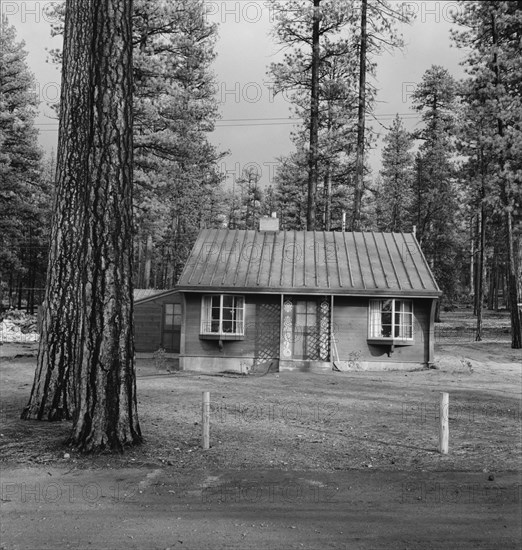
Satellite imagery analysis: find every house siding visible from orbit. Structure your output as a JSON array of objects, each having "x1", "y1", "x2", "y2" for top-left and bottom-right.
[
  {"x1": 134, "y1": 291, "x2": 183, "y2": 353},
  {"x1": 181, "y1": 293, "x2": 280, "y2": 372},
  {"x1": 332, "y1": 296, "x2": 432, "y2": 369}
]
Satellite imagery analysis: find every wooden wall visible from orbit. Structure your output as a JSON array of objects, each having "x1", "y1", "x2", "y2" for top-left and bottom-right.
[
  {"x1": 332, "y1": 296, "x2": 433, "y2": 367},
  {"x1": 181, "y1": 292, "x2": 435, "y2": 372},
  {"x1": 134, "y1": 291, "x2": 183, "y2": 353},
  {"x1": 182, "y1": 293, "x2": 280, "y2": 372}
]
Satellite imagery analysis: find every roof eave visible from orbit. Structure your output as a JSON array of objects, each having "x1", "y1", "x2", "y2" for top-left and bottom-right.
[{"x1": 176, "y1": 286, "x2": 442, "y2": 298}]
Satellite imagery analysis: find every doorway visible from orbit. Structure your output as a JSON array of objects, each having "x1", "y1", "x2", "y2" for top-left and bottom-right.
[{"x1": 282, "y1": 296, "x2": 330, "y2": 361}]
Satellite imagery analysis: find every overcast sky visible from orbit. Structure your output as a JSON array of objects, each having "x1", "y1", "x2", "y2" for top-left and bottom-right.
[{"x1": 5, "y1": 0, "x2": 467, "y2": 188}]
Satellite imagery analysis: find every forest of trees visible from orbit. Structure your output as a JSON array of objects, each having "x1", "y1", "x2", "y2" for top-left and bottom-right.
[{"x1": 1, "y1": 0, "x2": 521, "y2": 350}]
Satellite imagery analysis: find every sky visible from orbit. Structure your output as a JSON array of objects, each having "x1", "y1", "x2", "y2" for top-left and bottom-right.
[{"x1": 3, "y1": 0, "x2": 468, "y2": 189}]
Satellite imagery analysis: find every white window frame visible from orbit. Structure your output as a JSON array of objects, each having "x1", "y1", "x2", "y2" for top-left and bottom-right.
[
  {"x1": 368, "y1": 299, "x2": 414, "y2": 341},
  {"x1": 200, "y1": 294, "x2": 245, "y2": 337}
]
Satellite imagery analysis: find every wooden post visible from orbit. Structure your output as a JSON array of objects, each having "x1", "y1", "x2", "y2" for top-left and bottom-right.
[
  {"x1": 439, "y1": 392, "x2": 449, "y2": 454},
  {"x1": 202, "y1": 391, "x2": 210, "y2": 450}
]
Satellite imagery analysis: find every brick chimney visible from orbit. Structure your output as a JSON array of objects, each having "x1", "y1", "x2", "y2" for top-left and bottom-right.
[{"x1": 259, "y1": 212, "x2": 279, "y2": 232}]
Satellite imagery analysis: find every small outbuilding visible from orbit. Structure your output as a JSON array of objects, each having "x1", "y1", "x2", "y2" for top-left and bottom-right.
[
  {"x1": 175, "y1": 217, "x2": 441, "y2": 373},
  {"x1": 133, "y1": 288, "x2": 183, "y2": 353}
]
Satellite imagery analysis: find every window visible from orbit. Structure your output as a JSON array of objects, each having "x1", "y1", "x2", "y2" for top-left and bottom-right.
[
  {"x1": 164, "y1": 304, "x2": 182, "y2": 328},
  {"x1": 201, "y1": 295, "x2": 244, "y2": 337},
  {"x1": 369, "y1": 299, "x2": 413, "y2": 341}
]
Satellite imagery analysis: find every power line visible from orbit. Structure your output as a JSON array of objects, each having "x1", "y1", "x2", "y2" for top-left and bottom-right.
[{"x1": 32, "y1": 112, "x2": 422, "y2": 129}]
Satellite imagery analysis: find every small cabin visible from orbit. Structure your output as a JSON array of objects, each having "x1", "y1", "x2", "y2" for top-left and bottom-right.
[
  {"x1": 174, "y1": 218, "x2": 441, "y2": 373},
  {"x1": 134, "y1": 288, "x2": 183, "y2": 353}
]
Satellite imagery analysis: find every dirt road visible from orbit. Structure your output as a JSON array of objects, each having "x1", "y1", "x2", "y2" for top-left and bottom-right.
[
  {"x1": 1, "y1": 339, "x2": 521, "y2": 549},
  {"x1": 1, "y1": 466, "x2": 520, "y2": 549}
]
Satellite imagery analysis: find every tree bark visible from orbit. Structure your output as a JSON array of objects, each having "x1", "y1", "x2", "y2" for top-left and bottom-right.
[
  {"x1": 22, "y1": 1, "x2": 92, "y2": 421},
  {"x1": 470, "y1": 215, "x2": 475, "y2": 307},
  {"x1": 351, "y1": 0, "x2": 367, "y2": 231},
  {"x1": 23, "y1": 0, "x2": 143, "y2": 450},
  {"x1": 68, "y1": 0, "x2": 141, "y2": 452},
  {"x1": 475, "y1": 201, "x2": 486, "y2": 341},
  {"x1": 306, "y1": 0, "x2": 321, "y2": 231},
  {"x1": 491, "y1": 8, "x2": 521, "y2": 348},
  {"x1": 144, "y1": 234, "x2": 153, "y2": 288}
]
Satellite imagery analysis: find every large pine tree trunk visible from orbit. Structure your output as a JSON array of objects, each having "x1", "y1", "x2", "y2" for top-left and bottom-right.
[
  {"x1": 23, "y1": 0, "x2": 142, "y2": 450},
  {"x1": 68, "y1": 0, "x2": 141, "y2": 452},
  {"x1": 22, "y1": 0, "x2": 92, "y2": 421}
]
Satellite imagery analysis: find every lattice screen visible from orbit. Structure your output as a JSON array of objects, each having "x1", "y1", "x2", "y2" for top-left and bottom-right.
[{"x1": 254, "y1": 302, "x2": 281, "y2": 363}]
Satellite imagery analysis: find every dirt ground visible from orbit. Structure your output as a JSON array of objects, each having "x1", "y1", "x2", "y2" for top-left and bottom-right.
[{"x1": 1, "y1": 317, "x2": 521, "y2": 549}]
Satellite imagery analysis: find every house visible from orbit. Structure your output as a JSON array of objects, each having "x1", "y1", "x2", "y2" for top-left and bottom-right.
[
  {"x1": 133, "y1": 288, "x2": 183, "y2": 353},
  {"x1": 175, "y1": 217, "x2": 441, "y2": 373}
]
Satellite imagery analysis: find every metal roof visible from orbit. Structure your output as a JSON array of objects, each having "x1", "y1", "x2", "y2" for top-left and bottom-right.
[
  {"x1": 133, "y1": 288, "x2": 165, "y2": 302},
  {"x1": 177, "y1": 229, "x2": 441, "y2": 296}
]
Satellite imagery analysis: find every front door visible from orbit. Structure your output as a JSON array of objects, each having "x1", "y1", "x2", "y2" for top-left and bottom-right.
[
  {"x1": 282, "y1": 297, "x2": 330, "y2": 361},
  {"x1": 162, "y1": 303, "x2": 181, "y2": 353}
]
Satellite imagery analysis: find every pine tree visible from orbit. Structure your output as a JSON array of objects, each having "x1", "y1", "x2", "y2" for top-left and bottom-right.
[
  {"x1": 411, "y1": 66, "x2": 463, "y2": 314},
  {"x1": 23, "y1": 0, "x2": 142, "y2": 452},
  {"x1": 268, "y1": 0, "x2": 410, "y2": 231},
  {"x1": 452, "y1": 0, "x2": 522, "y2": 348},
  {"x1": 0, "y1": 16, "x2": 48, "y2": 308},
  {"x1": 43, "y1": 0, "x2": 226, "y2": 290},
  {"x1": 377, "y1": 115, "x2": 414, "y2": 232}
]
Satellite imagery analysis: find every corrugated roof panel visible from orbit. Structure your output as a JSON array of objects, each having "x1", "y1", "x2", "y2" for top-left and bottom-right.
[
  {"x1": 208, "y1": 229, "x2": 230, "y2": 285},
  {"x1": 329, "y1": 232, "x2": 343, "y2": 288},
  {"x1": 363, "y1": 232, "x2": 378, "y2": 288},
  {"x1": 279, "y1": 231, "x2": 296, "y2": 288},
  {"x1": 315, "y1": 231, "x2": 331, "y2": 289},
  {"x1": 370, "y1": 232, "x2": 390, "y2": 289},
  {"x1": 351, "y1": 233, "x2": 369, "y2": 289},
  {"x1": 133, "y1": 288, "x2": 163, "y2": 301},
  {"x1": 338, "y1": 232, "x2": 355, "y2": 287},
  {"x1": 177, "y1": 229, "x2": 440, "y2": 296},
  {"x1": 296, "y1": 231, "x2": 310, "y2": 287},
  {"x1": 380, "y1": 233, "x2": 402, "y2": 290},
  {"x1": 412, "y1": 235, "x2": 439, "y2": 290},
  {"x1": 389, "y1": 232, "x2": 414, "y2": 289}
]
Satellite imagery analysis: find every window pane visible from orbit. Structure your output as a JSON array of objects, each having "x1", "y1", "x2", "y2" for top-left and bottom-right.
[
  {"x1": 202, "y1": 294, "x2": 244, "y2": 335},
  {"x1": 174, "y1": 304, "x2": 182, "y2": 315},
  {"x1": 222, "y1": 303, "x2": 233, "y2": 332},
  {"x1": 381, "y1": 310, "x2": 392, "y2": 337},
  {"x1": 164, "y1": 304, "x2": 174, "y2": 327},
  {"x1": 369, "y1": 300, "x2": 381, "y2": 338}
]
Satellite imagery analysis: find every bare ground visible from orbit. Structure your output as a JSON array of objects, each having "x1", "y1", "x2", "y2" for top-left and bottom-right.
[{"x1": 0, "y1": 315, "x2": 521, "y2": 549}]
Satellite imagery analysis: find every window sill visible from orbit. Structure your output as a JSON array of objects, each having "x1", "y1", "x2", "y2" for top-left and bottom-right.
[
  {"x1": 200, "y1": 333, "x2": 245, "y2": 341},
  {"x1": 367, "y1": 338, "x2": 415, "y2": 346}
]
